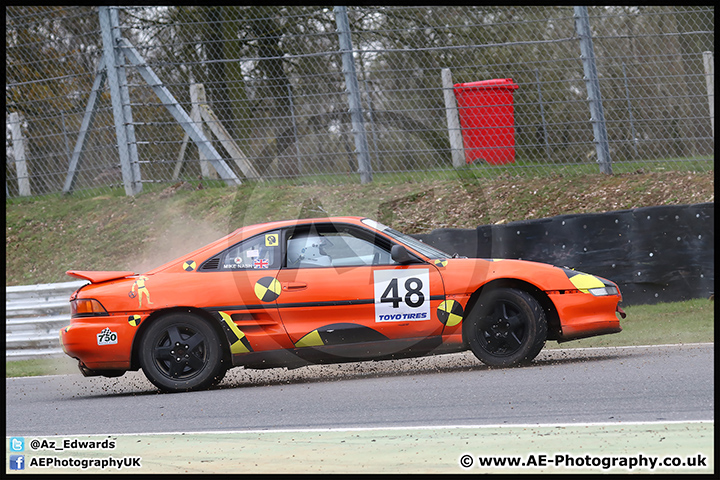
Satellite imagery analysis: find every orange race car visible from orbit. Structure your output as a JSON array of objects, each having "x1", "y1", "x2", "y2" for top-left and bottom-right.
[{"x1": 60, "y1": 217, "x2": 625, "y2": 393}]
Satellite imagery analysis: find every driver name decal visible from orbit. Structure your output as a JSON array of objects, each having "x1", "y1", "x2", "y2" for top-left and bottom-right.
[{"x1": 374, "y1": 269, "x2": 430, "y2": 322}]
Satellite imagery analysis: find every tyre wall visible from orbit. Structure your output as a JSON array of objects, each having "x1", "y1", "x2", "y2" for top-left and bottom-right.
[{"x1": 414, "y1": 203, "x2": 714, "y2": 306}]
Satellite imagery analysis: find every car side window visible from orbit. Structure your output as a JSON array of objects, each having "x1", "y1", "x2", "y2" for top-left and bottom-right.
[
  {"x1": 218, "y1": 231, "x2": 281, "y2": 271},
  {"x1": 286, "y1": 229, "x2": 395, "y2": 268}
]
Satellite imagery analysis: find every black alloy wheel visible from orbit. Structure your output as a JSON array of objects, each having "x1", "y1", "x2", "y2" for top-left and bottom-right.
[
  {"x1": 139, "y1": 313, "x2": 226, "y2": 392},
  {"x1": 465, "y1": 288, "x2": 547, "y2": 367}
]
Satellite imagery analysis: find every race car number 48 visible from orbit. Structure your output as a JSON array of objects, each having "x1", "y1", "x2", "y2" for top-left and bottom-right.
[{"x1": 374, "y1": 269, "x2": 430, "y2": 322}]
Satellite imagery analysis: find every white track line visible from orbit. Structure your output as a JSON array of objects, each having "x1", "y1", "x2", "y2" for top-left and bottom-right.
[
  {"x1": 9, "y1": 420, "x2": 713, "y2": 439},
  {"x1": 548, "y1": 342, "x2": 713, "y2": 352}
]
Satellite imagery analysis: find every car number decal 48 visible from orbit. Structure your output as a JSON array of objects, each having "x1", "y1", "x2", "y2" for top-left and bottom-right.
[{"x1": 374, "y1": 269, "x2": 430, "y2": 322}]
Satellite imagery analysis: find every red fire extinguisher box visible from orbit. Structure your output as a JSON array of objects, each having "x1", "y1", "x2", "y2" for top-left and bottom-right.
[{"x1": 454, "y1": 78, "x2": 519, "y2": 165}]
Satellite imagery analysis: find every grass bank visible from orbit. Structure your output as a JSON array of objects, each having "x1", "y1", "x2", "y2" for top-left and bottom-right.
[{"x1": 5, "y1": 170, "x2": 714, "y2": 286}]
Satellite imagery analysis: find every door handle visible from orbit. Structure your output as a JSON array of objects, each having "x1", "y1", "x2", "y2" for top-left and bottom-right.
[{"x1": 282, "y1": 282, "x2": 307, "y2": 290}]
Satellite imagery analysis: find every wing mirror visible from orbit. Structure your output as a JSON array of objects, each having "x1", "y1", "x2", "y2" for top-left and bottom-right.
[{"x1": 391, "y1": 245, "x2": 420, "y2": 264}]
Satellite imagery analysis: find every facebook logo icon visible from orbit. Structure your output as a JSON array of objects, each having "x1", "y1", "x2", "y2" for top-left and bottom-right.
[{"x1": 10, "y1": 455, "x2": 25, "y2": 470}]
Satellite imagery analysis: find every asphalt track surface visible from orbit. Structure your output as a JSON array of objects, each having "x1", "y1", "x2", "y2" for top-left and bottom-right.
[{"x1": 6, "y1": 343, "x2": 714, "y2": 473}]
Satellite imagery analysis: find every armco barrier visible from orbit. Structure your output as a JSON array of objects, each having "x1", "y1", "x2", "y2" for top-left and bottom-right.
[
  {"x1": 415, "y1": 203, "x2": 714, "y2": 306},
  {"x1": 6, "y1": 280, "x2": 86, "y2": 360}
]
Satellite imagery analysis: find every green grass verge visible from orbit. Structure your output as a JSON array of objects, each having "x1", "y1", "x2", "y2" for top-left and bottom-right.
[
  {"x1": 5, "y1": 355, "x2": 80, "y2": 378},
  {"x1": 6, "y1": 299, "x2": 713, "y2": 378}
]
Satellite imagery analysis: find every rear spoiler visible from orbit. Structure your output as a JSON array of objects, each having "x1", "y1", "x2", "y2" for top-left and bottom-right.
[{"x1": 66, "y1": 270, "x2": 136, "y2": 284}]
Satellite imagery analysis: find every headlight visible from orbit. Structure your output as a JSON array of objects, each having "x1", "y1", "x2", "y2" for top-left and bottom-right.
[
  {"x1": 588, "y1": 286, "x2": 619, "y2": 296},
  {"x1": 563, "y1": 268, "x2": 619, "y2": 296}
]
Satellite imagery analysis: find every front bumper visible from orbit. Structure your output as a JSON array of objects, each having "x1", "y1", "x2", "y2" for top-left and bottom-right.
[{"x1": 548, "y1": 291, "x2": 623, "y2": 342}]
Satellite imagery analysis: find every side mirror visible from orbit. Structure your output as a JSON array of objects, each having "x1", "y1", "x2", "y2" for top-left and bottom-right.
[{"x1": 391, "y1": 245, "x2": 419, "y2": 264}]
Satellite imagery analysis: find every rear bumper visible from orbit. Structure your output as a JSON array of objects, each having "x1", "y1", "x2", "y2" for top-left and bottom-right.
[{"x1": 59, "y1": 315, "x2": 135, "y2": 370}]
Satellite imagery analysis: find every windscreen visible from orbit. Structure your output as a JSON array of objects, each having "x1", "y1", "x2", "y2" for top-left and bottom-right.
[{"x1": 361, "y1": 218, "x2": 451, "y2": 259}]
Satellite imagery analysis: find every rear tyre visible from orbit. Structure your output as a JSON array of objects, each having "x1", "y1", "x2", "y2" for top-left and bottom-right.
[
  {"x1": 139, "y1": 313, "x2": 225, "y2": 393},
  {"x1": 465, "y1": 288, "x2": 547, "y2": 367}
]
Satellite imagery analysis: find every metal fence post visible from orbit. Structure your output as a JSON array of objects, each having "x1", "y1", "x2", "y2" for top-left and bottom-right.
[
  {"x1": 441, "y1": 68, "x2": 466, "y2": 168},
  {"x1": 190, "y1": 83, "x2": 215, "y2": 179},
  {"x1": 109, "y1": 7, "x2": 142, "y2": 194},
  {"x1": 363, "y1": 79, "x2": 381, "y2": 171},
  {"x1": 334, "y1": 6, "x2": 372, "y2": 183},
  {"x1": 703, "y1": 51, "x2": 714, "y2": 137},
  {"x1": 574, "y1": 6, "x2": 612, "y2": 175},
  {"x1": 99, "y1": 6, "x2": 140, "y2": 195},
  {"x1": 8, "y1": 112, "x2": 31, "y2": 197},
  {"x1": 288, "y1": 83, "x2": 303, "y2": 175}
]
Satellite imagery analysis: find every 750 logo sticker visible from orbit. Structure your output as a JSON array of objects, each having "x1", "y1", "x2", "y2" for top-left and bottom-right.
[
  {"x1": 373, "y1": 269, "x2": 430, "y2": 322},
  {"x1": 96, "y1": 327, "x2": 118, "y2": 346}
]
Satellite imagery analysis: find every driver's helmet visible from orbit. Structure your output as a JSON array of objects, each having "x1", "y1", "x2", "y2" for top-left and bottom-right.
[{"x1": 287, "y1": 234, "x2": 331, "y2": 266}]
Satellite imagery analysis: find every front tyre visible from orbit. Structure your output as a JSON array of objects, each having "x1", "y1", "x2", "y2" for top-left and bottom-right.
[
  {"x1": 465, "y1": 288, "x2": 547, "y2": 367},
  {"x1": 139, "y1": 313, "x2": 226, "y2": 393}
]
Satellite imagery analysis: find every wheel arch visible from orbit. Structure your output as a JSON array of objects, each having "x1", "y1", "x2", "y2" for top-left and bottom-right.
[
  {"x1": 129, "y1": 306, "x2": 231, "y2": 371},
  {"x1": 462, "y1": 278, "x2": 561, "y2": 347}
]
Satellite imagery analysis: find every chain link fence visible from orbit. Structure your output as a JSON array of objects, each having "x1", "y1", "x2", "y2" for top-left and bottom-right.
[{"x1": 6, "y1": 6, "x2": 714, "y2": 198}]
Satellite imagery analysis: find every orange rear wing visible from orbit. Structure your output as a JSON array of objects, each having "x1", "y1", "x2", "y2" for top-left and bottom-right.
[{"x1": 66, "y1": 270, "x2": 136, "y2": 284}]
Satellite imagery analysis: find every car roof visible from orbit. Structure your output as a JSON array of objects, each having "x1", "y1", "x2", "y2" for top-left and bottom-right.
[{"x1": 239, "y1": 216, "x2": 366, "y2": 233}]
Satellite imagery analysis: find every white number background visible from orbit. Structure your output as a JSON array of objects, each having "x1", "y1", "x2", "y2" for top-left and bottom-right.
[{"x1": 373, "y1": 269, "x2": 430, "y2": 322}]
